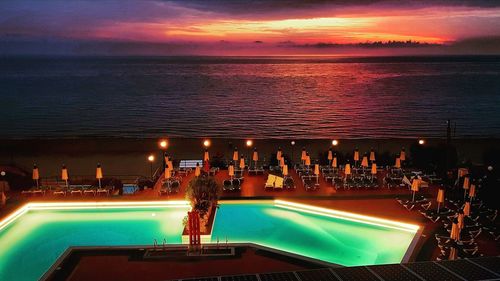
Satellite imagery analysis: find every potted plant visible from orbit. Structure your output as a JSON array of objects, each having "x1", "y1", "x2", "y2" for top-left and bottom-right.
[{"x1": 185, "y1": 174, "x2": 221, "y2": 233}]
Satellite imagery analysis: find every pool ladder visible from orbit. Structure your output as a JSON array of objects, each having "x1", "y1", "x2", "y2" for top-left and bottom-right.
[{"x1": 153, "y1": 238, "x2": 167, "y2": 250}]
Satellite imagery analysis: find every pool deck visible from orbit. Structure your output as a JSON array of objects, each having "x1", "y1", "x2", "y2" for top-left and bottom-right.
[{"x1": 1, "y1": 168, "x2": 499, "y2": 264}]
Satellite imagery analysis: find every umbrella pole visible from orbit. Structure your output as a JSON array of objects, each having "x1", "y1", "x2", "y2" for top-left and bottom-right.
[
  {"x1": 36, "y1": 179, "x2": 39, "y2": 188},
  {"x1": 412, "y1": 191, "x2": 416, "y2": 202},
  {"x1": 437, "y1": 202, "x2": 440, "y2": 214},
  {"x1": 65, "y1": 179, "x2": 68, "y2": 188},
  {"x1": 463, "y1": 190, "x2": 467, "y2": 201},
  {"x1": 98, "y1": 178, "x2": 101, "y2": 188}
]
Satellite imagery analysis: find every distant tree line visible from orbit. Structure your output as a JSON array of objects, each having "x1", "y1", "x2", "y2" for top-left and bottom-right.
[{"x1": 278, "y1": 40, "x2": 441, "y2": 49}]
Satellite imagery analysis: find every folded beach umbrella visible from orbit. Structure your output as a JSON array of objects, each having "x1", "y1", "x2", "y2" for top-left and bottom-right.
[
  {"x1": 314, "y1": 164, "x2": 320, "y2": 175},
  {"x1": 463, "y1": 176, "x2": 470, "y2": 199},
  {"x1": 305, "y1": 154, "x2": 311, "y2": 166},
  {"x1": 463, "y1": 200, "x2": 471, "y2": 217},
  {"x1": 96, "y1": 163, "x2": 103, "y2": 188},
  {"x1": 394, "y1": 157, "x2": 401, "y2": 169},
  {"x1": 195, "y1": 163, "x2": 201, "y2": 177},
  {"x1": 283, "y1": 164, "x2": 288, "y2": 176},
  {"x1": 203, "y1": 149, "x2": 210, "y2": 162},
  {"x1": 450, "y1": 218, "x2": 460, "y2": 241},
  {"x1": 400, "y1": 147, "x2": 406, "y2": 161},
  {"x1": 327, "y1": 149, "x2": 333, "y2": 163},
  {"x1": 332, "y1": 154, "x2": 338, "y2": 168},
  {"x1": 411, "y1": 178, "x2": 420, "y2": 202},
  {"x1": 252, "y1": 148, "x2": 258, "y2": 167},
  {"x1": 457, "y1": 210, "x2": 464, "y2": 229},
  {"x1": 437, "y1": 187, "x2": 445, "y2": 213},
  {"x1": 344, "y1": 163, "x2": 351, "y2": 177},
  {"x1": 232, "y1": 148, "x2": 239, "y2": 162},
  {"x1": 32, "y1": 164, "x2": 40, "y2": 188},
  {"x1": 239, "y1": 156, "x2": 245, "y2": 170},
  {"x1": 279, "y1": 156, "x2": 285, "y2": 167},
  {"x1": 371, "y1": 163, "x2": 377, "y2": 180},
  {"x1": 228, "y1": 163, "x2": 235, "y2": 179},
  {"x1": 448, "y1": 242, "x2": 458, "y2": 261},
  {"x1": 469, "y1": 183, "x2": 476, "y2": 200},
  {"x1": 164, "y1": 167, "x2": 171, "y2": 180},
  {"x1": 353, "y1": 149, "x2": 359, "y2": 163},
  {"x1": 167, "y1": 160, "x2": 173, "y2": 171},
  {"x1": 314, "y1": 164, "x2": 320, "y2": 184},
  {"x1": 277, "y1": 147, "x2": 282, "y2": 160},
  {"x1": 301, "y1": 147, "x2": 307, "y2": 164},
  {"x1": 61, "y1": 164, "x2": 69, "y2": 187},
  {"x1": 361, "y1": 156, "x2": 368, "y2": 168},
  {"x1": 369, "y1": 149, "x2": 376, "y2": 162}
]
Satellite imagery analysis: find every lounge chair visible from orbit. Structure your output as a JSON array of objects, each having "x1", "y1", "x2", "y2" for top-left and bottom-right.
[
  {"x1": 170, "y1": 180, "x2": 180, "y2": 193},
  {"x1": 69, "y1": 185, "x2": 83, "y2": 196},
  {"x1": 208, "y1": 167, "x2": 219, "y2": 176},
  {"x1": 284, "y1": 177, "x2": 295, "y2": 190},
  {"x1": 83, "y1": 185, "x2": 97, "y2": 196},
  {"x1": 223, "y1": 180, "x2": 233, "y2": 191},
  {"x1": 97, "y1": 185, "x2": 112, "y2": 196},
  {"x1": 274, "y1": 177, "x2": 284, "y2": 190},
  {"x1": 52, "y1": 185, "x2": 67, "y2": 196},
  {"x1": 22, "y1": 186, "x2": 47, "y2": 196},
  {"x1": 265, "y1": 175, "x2": 276, "y2": 189},
  {"x1": 232, "y1": 179, "x2": 241, "y2": 191},
  {"x1": 158, "y1": 184, "x2": 169, "y2": 196},
  {"x1": 303, "y1": 177, "x2": 317, "y2": 191}
]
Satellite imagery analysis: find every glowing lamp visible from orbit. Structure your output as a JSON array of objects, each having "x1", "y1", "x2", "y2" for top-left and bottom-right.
[
  {"x1": 203, "y1": 139, "x2": 211, "y2": 147},
  {"x1": 246, "y1": 140, "x2": 253, "y2": 147},
  {"x1": 148, "y1": 155, "x2": 155, "y2": 162},
  {"x1": 159, "y1": 140, "x2": 168, "y2": 149},
  {"x1": 332, "y1": 139, "x2": 338, "y2": 146},
  {"x1": 418, "y1": 139, "x2": 425, "y2": 145}
]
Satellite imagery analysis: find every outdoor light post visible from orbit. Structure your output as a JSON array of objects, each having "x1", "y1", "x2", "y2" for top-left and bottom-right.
[
  {"x1": 290, "y1": 141, "x2": 295, "y2": 167},
  {"x1": 246, "y1": 140, "x2": 253, "y2": 167},
  {"x1": 148, "y1": 155, "x2": 155, "y2": 180},
  {"x1": 159, "y1": 139, "x2": 168, "y2": 171}
]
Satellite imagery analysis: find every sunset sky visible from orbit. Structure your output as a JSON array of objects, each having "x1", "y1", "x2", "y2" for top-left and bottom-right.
[{"x1": 1, "y1": 0, "x2": 500, "y2": 56}]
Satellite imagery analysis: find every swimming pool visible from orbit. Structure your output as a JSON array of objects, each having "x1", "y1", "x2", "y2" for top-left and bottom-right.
[{"x1": 0, "y1": 200, "x2": 419, "y2": 281}]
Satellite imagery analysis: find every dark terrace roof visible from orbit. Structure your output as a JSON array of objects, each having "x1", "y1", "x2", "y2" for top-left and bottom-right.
[{"x1": 175, "y1": 256, "x2": 500, "y2": 281}]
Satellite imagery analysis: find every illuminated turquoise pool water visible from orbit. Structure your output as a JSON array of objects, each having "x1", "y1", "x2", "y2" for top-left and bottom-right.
[{"x1": 0, "y1": 202, "x2": 418, "y2": 281}]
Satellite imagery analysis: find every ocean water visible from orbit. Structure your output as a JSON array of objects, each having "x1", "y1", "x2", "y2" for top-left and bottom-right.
[{"x1": 1, "y1": 56, "x2": 499, "y2": 139}]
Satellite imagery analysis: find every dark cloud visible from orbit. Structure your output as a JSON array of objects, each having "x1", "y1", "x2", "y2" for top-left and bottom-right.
[{"x1": 171, "y1": 0, "x2": 500, "y2": 16}]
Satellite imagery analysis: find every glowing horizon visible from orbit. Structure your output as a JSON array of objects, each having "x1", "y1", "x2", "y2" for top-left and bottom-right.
[{"x1": 1, "y1": 0, "x2": 499, "y2": 55}]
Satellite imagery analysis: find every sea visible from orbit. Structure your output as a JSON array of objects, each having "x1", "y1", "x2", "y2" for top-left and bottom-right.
[{"x1": 1, "y1": 56, "x2": 499, "y2": 139}]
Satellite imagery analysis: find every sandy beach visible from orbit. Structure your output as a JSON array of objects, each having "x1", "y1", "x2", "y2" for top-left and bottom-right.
[{"x1": 1, "y1": 137, "x2": 498, "y2": 179}]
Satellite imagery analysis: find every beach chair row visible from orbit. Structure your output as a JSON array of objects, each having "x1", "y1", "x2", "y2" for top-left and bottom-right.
[
  {"x1": 158, "y1": 179, "x2": 181, "y2": 196},
  {"x1": 22, "y1": 185, "x2": 113, "y2": 196}
]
